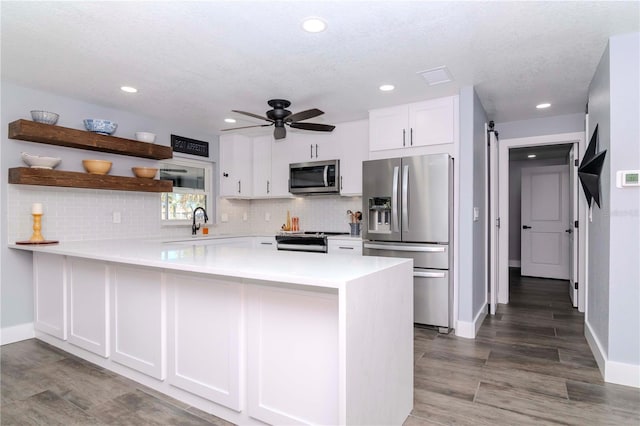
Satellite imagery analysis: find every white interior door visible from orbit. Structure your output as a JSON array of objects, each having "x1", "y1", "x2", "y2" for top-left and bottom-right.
[
  {"x1": 568, "y1": 146, "x2": 579, "y2": 306},
  {"x1": 488, "y1": 127, "x2": 499, "y2": 315},
  {"x1": 521, "y1": 165, "x2": 570, "y2": 279}
]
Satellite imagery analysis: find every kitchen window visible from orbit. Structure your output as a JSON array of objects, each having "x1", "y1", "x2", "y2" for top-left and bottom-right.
[{"x1": 160, "y1": 158, "x2": 213, "y2": 223}]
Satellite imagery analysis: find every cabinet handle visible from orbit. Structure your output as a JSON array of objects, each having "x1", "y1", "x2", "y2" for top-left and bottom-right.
[
  {"x1": 340, "y1": 176, "x2": 343, "y2": 191},
  {"x1": 339, "y1": 246, "x2": 354, "y2": 250},
  {"x1": 402, "y1": 129, "x2": 406, "y2": 146},
  {"x1": 260, "y1": 242, "x2": 273, "y2": 245},
  {"x1": 238, "y1": 180, "x2": 241, "y2": 194},
  {"x1": 310, "y1": 144, "x2": 313, "y2": 158},
  {"x1": 410, "y1": 128, "x2": 413, "y2": 146},
  {"x1": 315, "y1": 144, "x2": 318, "y2": 158},
  {"x1": 267, "y1": 180, "x2": 270, "y2": 194}
]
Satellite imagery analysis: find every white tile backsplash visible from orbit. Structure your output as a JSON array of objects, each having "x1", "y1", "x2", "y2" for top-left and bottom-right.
[{"x1": 7, "y1": 186, "x2": 362, "y2": 242}]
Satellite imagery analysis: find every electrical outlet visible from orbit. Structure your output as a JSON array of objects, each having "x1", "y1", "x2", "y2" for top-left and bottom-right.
[{"x1": 112, "y1": 211, "x2": 121, "y2": 224}]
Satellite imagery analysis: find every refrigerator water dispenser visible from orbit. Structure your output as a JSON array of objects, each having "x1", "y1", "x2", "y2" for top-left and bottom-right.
[{"x1": 368, "y1": 197, "x2": 391, "y2": 233}]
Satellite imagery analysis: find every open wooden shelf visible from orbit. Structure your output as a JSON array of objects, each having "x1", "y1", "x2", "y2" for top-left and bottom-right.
[
  {"x1": 9, "y1": 167, "x2": 173, "y2": 193},
  {"x1": 8, "y1": 119, "x2": 173, "y2": 160}
]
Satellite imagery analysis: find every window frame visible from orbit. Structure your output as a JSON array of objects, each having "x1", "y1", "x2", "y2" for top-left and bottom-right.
[{"x1": 159, "y1": 157, "x2": 214, "y2": 227}]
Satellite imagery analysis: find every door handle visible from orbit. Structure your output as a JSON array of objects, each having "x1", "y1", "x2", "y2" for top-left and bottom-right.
[
  {"x1": 522, "y1": 225, "x2": 531, "y2": 229},
  {"x1": 410, "y1": 128, "x2": 413, "y2": 146},
  {"x1": 402, "y1": 165, "x2": 409, "y2": 230},
  {"x1": 238, "y1": 180, "x2": 241, "y2": 194},
  {"x1": 402, "y1": 129, "x2": 406, "y2": 147},
  {"x1": 565, "y1": 229, "x2": 573, "y2": 234},
  {"x1": 392, "y1": 166, "x2": 400, "y2": 232},
  {"x1": 315, "y1": 144, "x2": 318, "y2": 158},
  {"x1": 266, "y1": 180, "x2": 270, "y2": 194},
  {"x1": 310, "y1": 144, "x2": 313, "y2": 158}
]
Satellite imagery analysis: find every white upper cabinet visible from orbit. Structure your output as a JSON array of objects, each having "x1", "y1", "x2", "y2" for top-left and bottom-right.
[
  {"x1": 369, "y1": 95, "x2": 458, "y2": 152},
  {"x1": 335, "y1": 120, "x2": 368, "y2": 196},
  {"x1": 252, "y1": 135, "x2": 273, "y2": 198},
  {"x1": 219, "y1": 119, "x2": 368, "y2": 198},
  {"x1": 219, "y1": 134, "x2": 253, "y2": 197}
]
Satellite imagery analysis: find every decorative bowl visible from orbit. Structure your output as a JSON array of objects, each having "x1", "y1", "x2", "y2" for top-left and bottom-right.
[
  {"x1": 30, "y1": 110, "x2": 59, "y2": 125},
  {"x1": 135, "y1": 132, "x2": 156, "y2": 143},
  {"x1": 21, "y1": 152, "x2": 61, "y2": 169},
  {"x1": 82, "y1": 159, "x2": 112, "y2": 175},
  {"x1": 132, "y1": 167, "x2": 158, "y2": 179},
  {"x1": 83, "y1": 119, "x2": 117, "y2": 135}
]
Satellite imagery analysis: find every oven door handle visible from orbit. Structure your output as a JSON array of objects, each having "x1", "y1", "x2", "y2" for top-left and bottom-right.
[
  {"x1": 413, "y1": 271, "x2": 446, "y2": 278},
  {"x1": 277, "y1": 243, "x2": 327, "y2": 252},
  {"x1": 364, "y1": 243, "x2": 445, "y2": 252}
]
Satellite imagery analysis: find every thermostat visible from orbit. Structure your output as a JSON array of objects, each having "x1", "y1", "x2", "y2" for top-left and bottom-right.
[{"x1": 616, "y1": 170, "x2": 640, "y2": 188}]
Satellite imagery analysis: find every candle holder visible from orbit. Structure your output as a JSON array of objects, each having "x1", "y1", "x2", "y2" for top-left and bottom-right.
[{"x1": 30, "y1": 213, "x2": 45, "y2": 242}]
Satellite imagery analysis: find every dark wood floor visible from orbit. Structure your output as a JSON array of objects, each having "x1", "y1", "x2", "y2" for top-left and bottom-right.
[
  {"x1": 2, "y1": 270, "x2": 639, "y2": 425},
  {"x1": 407, "y1": 269, "x2": 640, "y2": 425}
]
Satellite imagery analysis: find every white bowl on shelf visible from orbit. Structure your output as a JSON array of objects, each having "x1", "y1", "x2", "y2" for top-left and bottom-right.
[
  {"x1": 30, "y1": 110, "x2": 59, "y2": 125},
  {"x1": 135, "y1": 132, "x2": 156, "y2": 143},
  {"x1": 21, "y1": 152, "x2": 61, "y2": 169}
]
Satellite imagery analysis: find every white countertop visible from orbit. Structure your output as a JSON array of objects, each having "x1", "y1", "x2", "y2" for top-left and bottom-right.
[{"x1": 10, "y1": 238, "x2": 405, "y2": 289}]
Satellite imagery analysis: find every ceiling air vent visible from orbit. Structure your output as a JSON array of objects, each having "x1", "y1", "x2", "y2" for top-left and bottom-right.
[{"x1": 417, "y1": 66, "x2": 453, "y2": 86}]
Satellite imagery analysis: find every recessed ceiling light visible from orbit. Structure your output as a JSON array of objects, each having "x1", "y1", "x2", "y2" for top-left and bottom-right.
[
  {"x1": 224, "y1": 118, "x2": 237, "y2": 124},
  {"x1": 379, "y1": 84, "x2": 395, "y2": 92},
  {"x1": 536, "y1": 103, "x2": 551, "y2": 109},
  {"x1": 120, "y1": 86, "x2": 137, "y2": 93},
  {"x1": 528, "y1": 154, "x2": 537, "y2": 159},
  {"x1": 302, "y1": 17, "x2": 327, "y2": 33}
]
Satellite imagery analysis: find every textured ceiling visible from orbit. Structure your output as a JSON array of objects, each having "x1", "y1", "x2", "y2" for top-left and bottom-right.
[{"x1": 1, "y1": 1, "x2": 638, "y2": 136}]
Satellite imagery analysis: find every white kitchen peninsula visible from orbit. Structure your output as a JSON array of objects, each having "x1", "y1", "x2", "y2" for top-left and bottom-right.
[{"x1": 11, "y1": 238, "x2": 413, "y2": 426}]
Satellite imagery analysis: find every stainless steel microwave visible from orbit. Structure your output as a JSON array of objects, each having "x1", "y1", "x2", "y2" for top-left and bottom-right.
[{"x1": 289, "y1": 159, "x2": 340, "y2": 195}]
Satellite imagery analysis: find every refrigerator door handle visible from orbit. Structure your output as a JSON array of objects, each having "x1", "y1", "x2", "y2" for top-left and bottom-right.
[
  {"x1": 363, "y1": 243, "x2": 446, "y2": 252},
  {"x1": 402, "y1": 164, "x2": 409, "y2": 230},
  {"x1": 414, "y1": 271, "x2": 446, "y2": 278},
  {"x1": 392, "y1": 166, "x2": 400, "y2": 232}
]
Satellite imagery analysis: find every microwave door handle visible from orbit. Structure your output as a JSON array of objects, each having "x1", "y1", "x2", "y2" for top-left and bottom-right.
[
  {"x1": 323, "y1": 165, "x2": 329, "y2": 187},
  {"x1": 402, "y1": 164, "x2": 409, "y2": 230},
  {"x1": 392, "y1": 166, "x2": 400, "y2": 232}
]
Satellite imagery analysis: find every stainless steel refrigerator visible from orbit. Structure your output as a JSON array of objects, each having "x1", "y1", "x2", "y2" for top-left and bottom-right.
[{"x1": 362, "y1": 153, "x2": 453, "y2": 332}]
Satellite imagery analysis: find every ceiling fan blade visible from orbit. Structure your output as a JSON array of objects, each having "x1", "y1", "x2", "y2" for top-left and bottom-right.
[
  {"x1": 289, "y1": 122, "x2": 336, "y2": 132},
  {"x1": 232, "y1": 110, "x2": 273, "y2": 122},
  {"x1": 274, "y1": 126, "x2": 286, "y2": 140},
  {"x1": 285, "y1": 108, "x2": 324, "y2": 123},
  {"x1": 221, "y1": 124, "x2": 273, "y2": 131}
]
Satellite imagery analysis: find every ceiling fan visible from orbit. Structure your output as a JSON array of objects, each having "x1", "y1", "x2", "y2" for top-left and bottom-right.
[{"x1": 221, "y1": 99, "x2": 336, "y2": 140}]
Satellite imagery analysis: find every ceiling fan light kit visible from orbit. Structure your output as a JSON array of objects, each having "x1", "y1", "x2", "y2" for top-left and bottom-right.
[{"x1": 222, "y1": 99, "x2": 336, "y2": 140}]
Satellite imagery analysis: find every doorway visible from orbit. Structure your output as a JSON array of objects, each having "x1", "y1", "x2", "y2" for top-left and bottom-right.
[{"x1": 492, "y1": 132, "x2": 587, "y2": 312}]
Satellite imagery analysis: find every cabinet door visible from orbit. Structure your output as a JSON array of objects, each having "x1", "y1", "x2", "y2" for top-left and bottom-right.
[
  {"x1": 409, "y1": 96, "x2": 456, "y2": 147},
  {"x1": 167, "y1": 273, "x2": 242, "y2": 410},
  {"x1": 270, "y1": 137, "x2": 294, "y2": 197},
  {"x1": 335, "y1": 120, "x2": 368, "y2": 195},
  {"x1": 68, "y1": 258, "x2": 109, "y2": 357},
  {"x1": 369, "y1": 105, "x2": 409, "y2": 151},
  {"x1": 328, "y1": 239, "x2": 363, "y2": 255},
  {"x1": 247, "y1": 285, "x2": 339, "y2": 425},
  {"x1": 252, "y1": 135, "x2": 272, "y2": 197},
  {"x1": 34, "y1": 253, "x2": 67, "y2": 339},
  {"x1": 111, "y1": 266, "x2": 165, "y2": 380},
  {"x1": 219, "y1": 134, "x2": 253, "y2": 197}
]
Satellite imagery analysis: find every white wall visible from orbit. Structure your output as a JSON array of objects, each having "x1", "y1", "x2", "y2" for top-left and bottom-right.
[
  {"x1": 457, "y1": 86, "x2": 488, "y2": 333},
  {"x1": 586, "y1": 32, "x2": 640, "y2": 387},
  {"x1": 0, "y1": 81, "x2": 218, "y2": 329},
  {"x1": 497, "y1": 113, "x2": 585, "y2": 140}
]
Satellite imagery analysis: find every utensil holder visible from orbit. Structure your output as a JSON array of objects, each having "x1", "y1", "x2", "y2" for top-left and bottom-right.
[{"x1": 349, "y1": 223, "x2": 361, "y2": 236}]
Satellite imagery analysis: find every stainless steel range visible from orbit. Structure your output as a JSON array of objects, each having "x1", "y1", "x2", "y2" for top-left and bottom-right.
[{"x1": 276, "y1": 232, "x2": 349, "y2": 253}]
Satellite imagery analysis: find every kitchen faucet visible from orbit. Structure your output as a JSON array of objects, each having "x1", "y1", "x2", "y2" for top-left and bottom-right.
[{"x1": 192, "y1": 207, "x2": 209, "y2": 235}]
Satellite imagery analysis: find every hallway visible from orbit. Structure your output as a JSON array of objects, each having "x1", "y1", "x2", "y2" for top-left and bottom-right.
[{"x1": 407, "y1": 269, "x2": 640, "y2": 425}]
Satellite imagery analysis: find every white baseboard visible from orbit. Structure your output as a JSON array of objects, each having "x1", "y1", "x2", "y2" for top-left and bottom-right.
[
  {"x1": 585, "y1": 319, "x2": 640, "y2": 388},
  {"x1": 1, "y1": 322, "x2": 35, "y2": 345},
  {"x1": 508, "y1": 260, "x2": 521, "y2": 268},
  {"x1": 455, "y1": 304, "x2": 487, "y2": 339}
]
